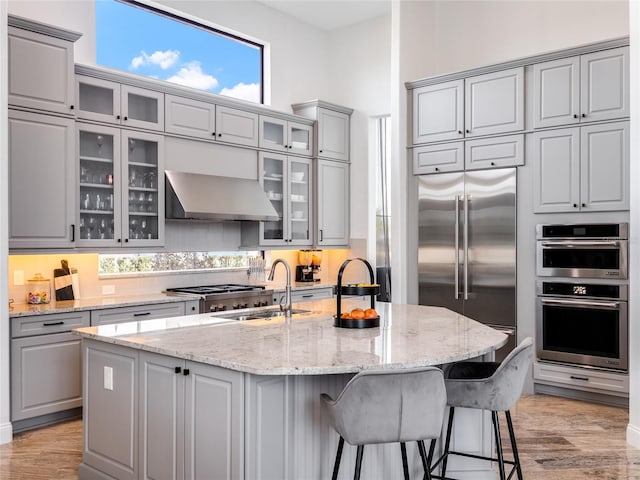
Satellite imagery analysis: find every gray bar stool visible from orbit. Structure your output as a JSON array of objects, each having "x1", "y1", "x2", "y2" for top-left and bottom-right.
[
  {"x1": 320, "y1": 367, "x2": 447, "y2": 480},
  {"x1": 434, "y1": 337, "x2": 533, "y2": 480}
]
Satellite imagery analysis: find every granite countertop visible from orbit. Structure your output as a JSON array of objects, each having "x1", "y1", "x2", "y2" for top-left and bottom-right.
[
  {"x1": 73, "y1": 298, "x2": 508, "y2": 375},
  {"x1": 9, "y1": 293, "x2": 200, "y2": 318}
]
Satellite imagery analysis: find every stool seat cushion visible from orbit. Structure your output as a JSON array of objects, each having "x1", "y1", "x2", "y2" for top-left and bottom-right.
[
  {"x1": 320, "y1": 367, "x2": 446, "y2": 446},
  {"x1": 444, "y1": 337, "x2": 533, "y2": 412}
]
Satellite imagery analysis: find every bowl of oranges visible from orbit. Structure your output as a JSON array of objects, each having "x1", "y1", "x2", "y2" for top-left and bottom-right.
[{"x1": 334, "y1": 307, "x2": 379, "y2": 328}]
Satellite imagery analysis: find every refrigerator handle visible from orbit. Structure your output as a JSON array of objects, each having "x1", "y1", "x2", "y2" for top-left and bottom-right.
[
  {"x1": 463, "y1": 194, "x2": 469, "y2": 300},
  {"x1": 454, "y1": 195, "x2": 460, "y2": 299}
]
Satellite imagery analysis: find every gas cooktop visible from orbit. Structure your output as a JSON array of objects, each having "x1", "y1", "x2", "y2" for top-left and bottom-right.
[{"x1": 166, "y1": 284, "x2": 266, "y2": 296}]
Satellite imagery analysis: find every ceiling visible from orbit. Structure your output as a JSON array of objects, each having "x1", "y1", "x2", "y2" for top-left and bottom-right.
[{"x1": 256, "y1": 0, "x2": 391, "y2": 31}]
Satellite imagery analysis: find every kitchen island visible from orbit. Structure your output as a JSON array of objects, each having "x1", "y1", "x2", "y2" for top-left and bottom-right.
[{"x1": 74, "y1": 299, "x2": 507, "y2": 480}]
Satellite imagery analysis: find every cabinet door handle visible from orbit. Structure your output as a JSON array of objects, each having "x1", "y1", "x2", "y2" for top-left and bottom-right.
[
  {"x1": 43, "y1": 321, "x2": 65, "y2": 326},
  {"x1": 320, "y1": 229, "x2": 323, "y2": 242},
  {"x1": 71, "y1": 224, "x2": 75, "y2": 242},
  {"x1": 133, "y1": 312, "x2": 151, "y2": 317},
  {"x1": 570, "y1": 375, "x2": 589, "y2": 381},
  {"x1": 183, "y1": 368, "x2": 190, "y2": 376},
  {"x1": 174, "y1": 366, "x2": 182, "y2": 374}
]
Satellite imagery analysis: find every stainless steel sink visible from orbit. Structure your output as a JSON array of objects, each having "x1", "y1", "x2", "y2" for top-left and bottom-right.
[{"x1": 214, "y1": 307, "x2": 311, "y2": 321}]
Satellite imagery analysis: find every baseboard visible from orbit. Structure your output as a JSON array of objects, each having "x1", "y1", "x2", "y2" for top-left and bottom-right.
[
  {"x1": 0, "y1": 421, "x2": 13, "y2": 444},
  {"x1": 627, "y1": 423, "x2": 640, "y2": 448}
]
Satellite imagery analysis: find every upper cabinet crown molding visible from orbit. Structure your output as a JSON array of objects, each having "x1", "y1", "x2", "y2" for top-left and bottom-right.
[
  {"x1": 291, "y1": 99, "x2": 354, "y2": 116},
  {"x1": 8, "y1": 14, "x2": 82, "y2": 42},
  {"x1": 405, "y1": 36, "x2": 629, "y2": 90}
]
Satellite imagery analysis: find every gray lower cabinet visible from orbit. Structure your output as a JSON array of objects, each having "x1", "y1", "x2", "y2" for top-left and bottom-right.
[
  {"x1": 10, "y1": 311, "x2": 90, "y2": 426},
  {"x1": 81, "y1": 343, "x2": 244, "y2": 480}
]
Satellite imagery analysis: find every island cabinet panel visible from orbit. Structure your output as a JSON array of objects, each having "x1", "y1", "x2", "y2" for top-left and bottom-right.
[
  {"x1": 184, "y1": 362, "x2": 244, "y2": 480},
  {"x1": 82, "y1": 340, "x2": 138, "y2": 480},
  {"x1": 244, "y1": 375, "x2": 293, "y2": 480}
]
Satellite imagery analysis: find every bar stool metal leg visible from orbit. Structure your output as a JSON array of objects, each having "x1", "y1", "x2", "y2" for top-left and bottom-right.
[
  {"x1": 505, "y1": 410, "x2": 523, "y2": 480},
  {"x1": 332, "y1": 436, "x2": 345, "y2": 480},
  {"x1": 354, "y1": 445, "x2": 364, "y2": 480},
  {"x1": 400, "y1": 442, "x2": 410, "y2": 480},
  {"x1": 440, "y1": 406, "x2": 456, "y2": 477},
  {"x1": 492, "y1": 411, "x2": 506, "y2": 480}
]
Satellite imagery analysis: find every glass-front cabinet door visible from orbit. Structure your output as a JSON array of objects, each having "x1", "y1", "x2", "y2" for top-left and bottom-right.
[
  {"x1": 261, "y1": 152, "x2": 286, "y2": 245},
  {"x1": 259, "y1": 116, "x2": 313, "y2": 156},
  {"x1": 122, "y1": 130, "x2": 164, "y2": 247},
  {"x1": 78, "y1": 123, "x2": 121, "y2": 247},
  {"x1": 288, "y1": 122, "x2": 313, "y2": 156},
  {"x1": 287, "y1": 157, "x2": 312, "y2": 245},
  {"x1": 259, "y1": 152, "x2": 311, "y2": 246}
]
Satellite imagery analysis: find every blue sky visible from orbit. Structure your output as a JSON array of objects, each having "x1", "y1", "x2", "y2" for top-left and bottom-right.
[{"x1": 95, "y1": 0, "x2": 262, "y2": 102}]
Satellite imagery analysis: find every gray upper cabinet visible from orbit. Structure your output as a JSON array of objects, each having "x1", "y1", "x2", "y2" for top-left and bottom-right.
[
  {"x1": 413, "y1": 142, "x2": 464, "y2": 175},
  {"x1": 412, "y1": 80, "x2": 464, "y2": 144},
  {"x1": 464, "y1": 134, "x2": 524, "y2": 171},
  {"x1": 533, "y1": 46, "x2": 629, "y2": 128},
  {"x1": 259, "y1": 116, "x2": 313, "y2": 156},
  {"x1": 215, "y1": 105, "x2": 259, "y2": 147},
  {"x1": 8, "y1": 17, "x2": 80, "y2": 116},
  {"x1": 316, "y1": 159, "x2": 350, "y2": 246},
  {"x1": 76, "y1": 75, "x2": 165, "y2": 131},
  {"x1": 533, "y1": 121, "x2": 629, "y2": 213},
  {"x1": 292, "y1": 101, "x2": 352, "y2": 162},
  {"x1": 165, "y1": 94, "x2": 216, "y2": 140},
  {"x1": 464, "y1": 67, "x2": 524, "y2": 137},
  {"x1": 9, "y1": 110, "x2": 76, "y2": 249}
]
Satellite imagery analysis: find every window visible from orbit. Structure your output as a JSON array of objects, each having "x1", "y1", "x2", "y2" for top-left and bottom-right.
[
  {"x1": 99, "y1": 251, "x2": 262, "y2": 275},
  {"x1": 95, "y1": 0, "x2": 263, "y2": 103}
]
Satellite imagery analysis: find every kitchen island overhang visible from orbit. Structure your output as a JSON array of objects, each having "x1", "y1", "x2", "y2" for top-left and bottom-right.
[{"x1": 73, "y1": 299, "x2": 509, "y2": 480}]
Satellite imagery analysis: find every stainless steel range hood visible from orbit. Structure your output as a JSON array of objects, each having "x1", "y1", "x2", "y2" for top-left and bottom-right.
[{"x1": 165, "y1": 171, "x2": 279, "y2": 221}]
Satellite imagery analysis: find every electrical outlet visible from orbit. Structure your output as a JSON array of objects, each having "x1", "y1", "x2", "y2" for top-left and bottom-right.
[
  {"x1": 104, "y1": 366, "x2": 113, "y2": 390},
  {"x1": 13, "y1": 270, "x2": 24, "y2": 286},
  {"x1": 102, "y1": 285, "x2": 116, "y2": 295}
]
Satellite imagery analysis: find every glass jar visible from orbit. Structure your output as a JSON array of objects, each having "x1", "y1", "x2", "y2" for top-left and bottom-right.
[{"x1": 27, "y1": 273, "x2": 51, "y2": 304}]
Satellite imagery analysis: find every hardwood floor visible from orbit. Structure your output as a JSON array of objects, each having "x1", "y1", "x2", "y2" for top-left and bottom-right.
[{"x1": 1, "y1": 394, "x2": 639, "y2": 479}]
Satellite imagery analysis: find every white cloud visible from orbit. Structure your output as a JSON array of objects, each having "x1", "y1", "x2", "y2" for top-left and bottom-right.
[
  {"x1": 166, "y1": 61, "x2": 219, "y2": 91},
  {"x1": 219, "y1": 82, "x2": 260, "y2": 103},
  {"x1": 130, "y1": 50, "x2": 180, "y2": 70}
]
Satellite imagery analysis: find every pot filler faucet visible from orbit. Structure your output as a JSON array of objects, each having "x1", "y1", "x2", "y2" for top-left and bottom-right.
[{"x1": 268, "y1": 258, "x2": 292, "y2": 321}]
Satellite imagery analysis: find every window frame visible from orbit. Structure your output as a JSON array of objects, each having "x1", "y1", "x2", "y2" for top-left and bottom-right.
[{"x1": 102, "y1": 0, "x2": 265, "y2": 103}]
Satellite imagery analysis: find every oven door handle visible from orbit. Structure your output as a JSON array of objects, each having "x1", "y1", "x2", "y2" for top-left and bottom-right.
[
  {"x1": 540, "y1": 298, "x2": 621, "y2": 309},
  {"x1": 540, "y1": 240, "x2": 621, "y2": 247}
]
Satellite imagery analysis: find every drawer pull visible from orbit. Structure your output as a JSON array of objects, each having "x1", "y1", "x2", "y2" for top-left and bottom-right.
[
  {"x1": 570, "y1": 375, "x2": 589, "y2": 381},
  {"x1": 133, "y1": 312, "x2": 151, "y2": 317},
  {"x1": 301, "y1": 294, "x2": 313, "y2": 298},
  {"x1": 43, "y1": 321, "x2": 65, "y2": 326}
]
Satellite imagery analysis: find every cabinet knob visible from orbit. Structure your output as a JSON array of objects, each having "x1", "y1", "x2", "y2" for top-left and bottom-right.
[
  {"x1": 434, "y1": 167, "x2": 439, "y2": 172},
  {"x1": 319, "y1": 150, "x2": 323, "y2": 153},
  {"x1": 573, "y1": 114, "x2": 578, "y2": 118},
  {"x1": 123, "y1": 116, "x2": 128, "y2": 121},
  {"x1": 458, "y1": 130, "x2": 462, "y2": 134},
  {"x1": 218, "y1": 133, "x2": 222, "y2": 137},
  {"x1": 581, "y1": 113, "x2": 586, "y2": 118},
  {"x1": 124, "y1": 238, "x2": 129, "y2": 243},
  {"x1": 284, "y1": 145, "x2": 289, "y2": 149},
  {"x1": 70, "y1": 105, "x2": 75, "y2": 110},
  {"x1": 490, "y1": 162, "x2": 496, "y2": 166},
  {"x1": 581, "y1": 203, "x2": 586, "y2": 207},
  {"x1": 174, "y1": 366, "x2": 182, "y2": 374},
  {"x1": 212, "y1": 132, "x2": 216, "y2": 136},
  {"x1": 116, "y1": 115, "x2": 121, "y2": 120},
  {"x1": 117, "y1": 238, "x2": 122, "y2": 243},
  {"x1": 183, "y1": 368, "x2": 190, "y2": 376},
  {"x1": 573, "y1": 203, "x2": 578, "y2": 208},
  {"x1": 288, "y1": 145, "x2": 293, "y2": 149},
  {"x1": 466, "y1": 129, "x2": 470, "y2": 134}
]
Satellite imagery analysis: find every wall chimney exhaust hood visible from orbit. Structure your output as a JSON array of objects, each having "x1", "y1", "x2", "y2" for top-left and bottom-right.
[{"x1": 165, "y1": 171, "x2": 279, "y2": 222}]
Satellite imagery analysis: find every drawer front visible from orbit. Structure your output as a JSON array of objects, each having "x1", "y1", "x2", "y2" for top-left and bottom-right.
[
  {"x1": 534, "y1": 361, "x2": 628, "y2": 394},
  {"x1": 291, "y1": 288, "x2": 334, "y2": 303},
  {"x1": 464, "y1": 134, "x2": 524, "y2": 170},
  {"x1": 11, "y1": 311, "x2": 90, "y2": 338},
  {"x1": 91, "y1": 302, "x2": 186, "y2": 326},
  {"x1": 413, "y1": 142, "x2": 464, "y2": 175}
]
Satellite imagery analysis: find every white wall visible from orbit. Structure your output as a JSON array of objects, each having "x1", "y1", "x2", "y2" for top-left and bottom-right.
[
  {"x1": 627, "y1": 0, "x2": 640, "y2": 449},
  {"x1": 327, "y1": 15, "x2": 391, "y2": 243},
  {"x1": 1, "y1": 0, "x2": 11, "y2": 445}
]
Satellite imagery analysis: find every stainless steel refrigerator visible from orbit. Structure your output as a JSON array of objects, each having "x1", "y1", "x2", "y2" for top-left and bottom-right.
[{"x1": 418, "y1": 168, "x2": 517, "y2": 361}]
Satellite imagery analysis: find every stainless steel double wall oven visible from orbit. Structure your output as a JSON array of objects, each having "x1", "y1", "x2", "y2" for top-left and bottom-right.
[{"x1": 536, "y1": 223, "x2": 628, "y2": 371}]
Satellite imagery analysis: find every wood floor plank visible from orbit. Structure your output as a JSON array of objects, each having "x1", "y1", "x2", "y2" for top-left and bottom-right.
[{"x1": 1, "y1": 394, "x2": 640, "y2": 479}]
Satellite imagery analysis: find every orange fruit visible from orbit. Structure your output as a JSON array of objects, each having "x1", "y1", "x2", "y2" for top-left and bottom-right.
[
  {"x1": 350, "y1": 308, "x2": 365, "y2": 319},
  {"x1": 364, "y1": 308, "x2": 378, "y2": 319},
  {"x1": 341, "y1": 312, "x2": 351, "y2": 319}
]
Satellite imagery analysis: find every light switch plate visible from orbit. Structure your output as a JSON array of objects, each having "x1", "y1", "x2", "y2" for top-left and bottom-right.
[
  {"x1": 102, "y1": 285, "x2": 115, "y2": 295},
  {"x1": 104, "y1": 366, "x2": 113, "y2": 390},
  {"x1": 13, "y1": 270, "x2": 24, "y2": 286}
]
